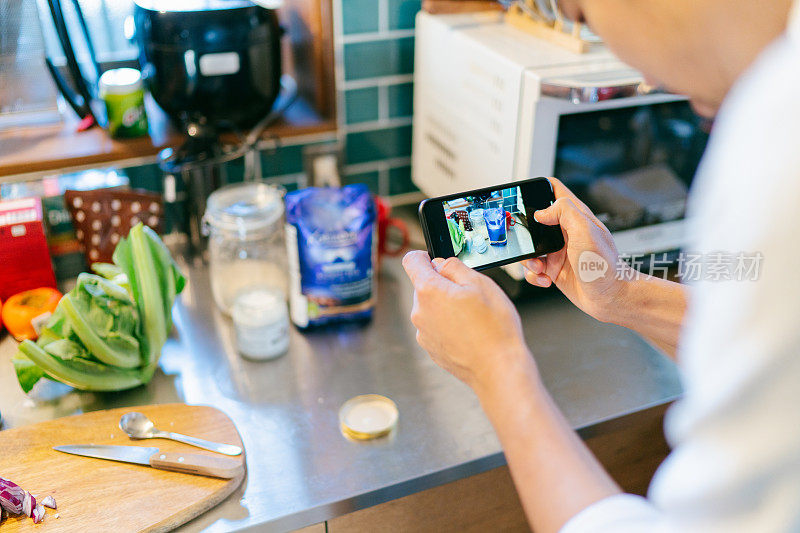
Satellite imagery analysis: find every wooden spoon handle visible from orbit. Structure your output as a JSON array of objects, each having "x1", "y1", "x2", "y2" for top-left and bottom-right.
[{"x1": 148, "y1": 451, "x2": 244, "y2": 479}]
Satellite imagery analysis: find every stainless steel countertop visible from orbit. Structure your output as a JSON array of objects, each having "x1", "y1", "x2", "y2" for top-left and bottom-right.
[{"x1": 0, "y1": 257, "x2": 682, "y2": 532}]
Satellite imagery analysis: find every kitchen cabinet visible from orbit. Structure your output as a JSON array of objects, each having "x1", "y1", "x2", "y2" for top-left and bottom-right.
[
  {"x1": 292, "y1": 524, "x2": 326, "y2": 533},
  {"x1": 327, "y1": 466, "x2": 529, "y2": 532}
]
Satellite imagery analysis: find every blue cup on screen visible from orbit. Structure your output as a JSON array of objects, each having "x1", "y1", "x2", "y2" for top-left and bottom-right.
[{"x1": 484, "y1": 207, "x2": 507, "y2": 246}]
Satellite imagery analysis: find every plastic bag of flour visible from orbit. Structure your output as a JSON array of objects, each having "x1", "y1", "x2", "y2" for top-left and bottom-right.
[{"x1": 284, "y1": 184, "x2": 376, "y2": 328}]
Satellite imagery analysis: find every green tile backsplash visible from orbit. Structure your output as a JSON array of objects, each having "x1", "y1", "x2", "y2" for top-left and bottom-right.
[
  {"x1": 337, "y1": 0, "x2": 420, "y2": 197},
  {"x1": 388, "y1": 165, "x2": 418, "y2": 195},
  {"x1": 346, "y1": 125, "x2": 413, "y2": 165},
  {"x1": 343, "y1": 37, "x2": 415, "y2": 81},
  {"x1": 388, "y1": 82, "x2": 414, "y2": 118},
  {"x1": 260, "y1": 142, "x2": 307, "y2": 176},
  {"x1": 388, "y1": 0, "x2": 422, "y2": 30},
  {"x1": 345, "y1": 87, "x2": 380, "y2": 124},
  {"x1": 342, "y1": 0, "x2": 380, "y2": 34},
  {"x1": 343, "y1": 170, "x2": 381, "y2": 194}
]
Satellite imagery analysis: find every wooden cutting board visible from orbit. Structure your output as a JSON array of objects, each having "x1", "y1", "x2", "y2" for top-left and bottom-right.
[{"x1": 0, "y1": 404, "x2": 246, "y2": 532}]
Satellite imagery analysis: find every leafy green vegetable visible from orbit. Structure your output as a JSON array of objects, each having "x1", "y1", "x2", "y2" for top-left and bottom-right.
[
  {"x1": 13, "y1": 224, "x2": 185, "y2": 392},
  {"x1": 16, "y1": 342, "x2": 144, "y2": 392},
  {"x1": 91, "y1": 262, "x2": 130, "y2": 293},
  {"x1": 57, "y1": 279, "x2": 140, "y2": 369},
  {"x1": 12, "y1": 355, "x2": 46, "y2": 394},
  {"x1": 42, "y1": 338, "x2": 86, "y2": 360}
]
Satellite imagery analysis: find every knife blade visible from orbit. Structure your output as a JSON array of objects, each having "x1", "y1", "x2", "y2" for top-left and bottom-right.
[
  {"x1": 55, "y1": 444, "x2": 158, "y2": 465},
  {"x1": 54, "y1": 444, "x2": 243, "y2": 479}
]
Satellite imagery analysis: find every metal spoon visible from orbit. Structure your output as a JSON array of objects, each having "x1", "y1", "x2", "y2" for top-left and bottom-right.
[{"x1": 119, "y1": 412, "x2": 242, "y2": 456}]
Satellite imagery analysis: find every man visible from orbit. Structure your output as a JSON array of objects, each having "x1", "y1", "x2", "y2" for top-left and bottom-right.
[{"x1": 402, "y1": 0, "x2": 800, "y2": 531}]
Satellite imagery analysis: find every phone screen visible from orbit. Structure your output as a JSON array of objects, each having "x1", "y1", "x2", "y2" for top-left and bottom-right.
[{"x1": 419, "y1": 178, "x2": 564, "y2": 271}]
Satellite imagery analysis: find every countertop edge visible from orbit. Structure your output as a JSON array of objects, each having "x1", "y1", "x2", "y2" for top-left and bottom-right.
[{"x1": 232, "y1": 397, "x2": 680, "y2": 533}]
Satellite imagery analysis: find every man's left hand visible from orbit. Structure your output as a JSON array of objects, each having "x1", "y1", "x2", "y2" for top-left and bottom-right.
[{"x1": 402, "y1": 250, "x2": 533, "y2": 390}]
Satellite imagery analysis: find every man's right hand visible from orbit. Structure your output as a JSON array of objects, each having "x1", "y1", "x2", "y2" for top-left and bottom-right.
[{"x1": 523, "y1": 178, "x2": 632, "y2": 323}]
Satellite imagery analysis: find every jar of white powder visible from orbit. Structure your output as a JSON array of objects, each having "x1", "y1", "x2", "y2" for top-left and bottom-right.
[
  {"x1": 204, "y1": 182, "x2": 287, "y2": 315},
  {"x1": 231, "y1": 287, "x2": 290, "y2": 360}
]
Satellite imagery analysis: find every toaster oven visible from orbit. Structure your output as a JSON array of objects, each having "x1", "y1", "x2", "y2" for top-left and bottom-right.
[{"x1": 412, "y1": 12, "x2": 709, "y2": 283}]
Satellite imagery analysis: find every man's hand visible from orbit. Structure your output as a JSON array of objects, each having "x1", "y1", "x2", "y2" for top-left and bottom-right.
[
  {"x1": 402, "y1": 251, "x2": 532, "y2": 390},
  {"x1": 523, "y1": 178, "x2": 631, "y2": 323},
  {"x1": 526, "y1": 178, "x2": 687, "y2": 357}
]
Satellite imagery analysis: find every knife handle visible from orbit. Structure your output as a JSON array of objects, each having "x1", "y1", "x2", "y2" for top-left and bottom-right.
[{"x1": 148, "y1": 451, "x2": 244, "y2": 479}]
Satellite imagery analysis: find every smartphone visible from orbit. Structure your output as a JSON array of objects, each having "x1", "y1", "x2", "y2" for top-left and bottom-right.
[{"x1": 418, "y1": 177, "x2": 565, "y2": 271}]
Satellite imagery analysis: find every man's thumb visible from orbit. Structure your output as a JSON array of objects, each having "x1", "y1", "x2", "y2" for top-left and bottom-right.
[
  {"x1": 534, "y1": 198, "x2": 577, "y2": 229},
  {"x1": 534, "y1": 204, "x2": 558, "y2": 226},
  {"x1": 434, "y1": 257, "x2": 477, "y2": 286}
]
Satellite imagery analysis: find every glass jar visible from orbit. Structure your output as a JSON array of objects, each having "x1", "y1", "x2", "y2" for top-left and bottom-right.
[
  {"x1": 203, "y1": 182, "x2": 287, "y2": 315},
  {"x1": 231, "y1": 286, "x2": 289, "y2": 360}
]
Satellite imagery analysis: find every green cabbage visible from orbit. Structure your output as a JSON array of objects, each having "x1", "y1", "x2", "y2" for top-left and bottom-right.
[{"x1": 13, "y1": 224, "x2": 185, "y2": 392}]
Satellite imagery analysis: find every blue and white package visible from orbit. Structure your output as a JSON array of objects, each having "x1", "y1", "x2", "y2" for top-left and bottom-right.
[{"x1": 284, "y1": 184, "x2": 377, "y2": 328}]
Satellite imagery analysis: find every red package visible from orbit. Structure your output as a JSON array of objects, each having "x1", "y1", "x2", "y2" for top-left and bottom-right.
[{"x1": 0, "y1": 198, "x2": 57, "y2": 302}]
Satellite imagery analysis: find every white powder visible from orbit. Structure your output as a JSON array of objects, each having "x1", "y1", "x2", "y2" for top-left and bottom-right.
[
  {"x1": 210, "y1": 258, "x2": 288, "y2": 315},
  {"x1": 231, "y1": 287, "x2": 290, "y2": 360}
]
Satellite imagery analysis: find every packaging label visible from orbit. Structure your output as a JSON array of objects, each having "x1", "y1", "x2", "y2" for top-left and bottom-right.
[
  {"x1": 104, "y1": 91, "x2": 148, "y2": 138},
  {"x1": 284, "y1": 185, "x2": 376, "y2": 328},
  {"x1": 0, "y1": 197, "x2": 57, "y2": 301}
]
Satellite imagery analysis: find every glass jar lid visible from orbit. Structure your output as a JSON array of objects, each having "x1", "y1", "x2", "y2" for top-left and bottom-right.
[
  {"x1": 204, "y1": 182, "x2": 284, "y2": 234},
  {"x1": 339, "y1": 394, "x2": 398, "y2": 440}
]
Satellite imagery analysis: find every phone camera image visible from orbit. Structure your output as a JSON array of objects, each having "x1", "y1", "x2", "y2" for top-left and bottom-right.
[{"x1": 442, "y1": 186, "x2": 535, "y2": 269}]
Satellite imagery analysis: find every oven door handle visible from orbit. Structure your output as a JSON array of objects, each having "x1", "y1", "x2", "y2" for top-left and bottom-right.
[{"x1": 540, "y1": 79, "x2": 666, "y2": 104}]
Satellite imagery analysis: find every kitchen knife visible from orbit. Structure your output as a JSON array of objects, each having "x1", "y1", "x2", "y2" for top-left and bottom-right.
[{"x1": 53, "y1": 445, "x2": 243, "y2": 479}]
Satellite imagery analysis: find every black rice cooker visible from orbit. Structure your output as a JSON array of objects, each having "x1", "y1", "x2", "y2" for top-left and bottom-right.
[{"x1": 133, "y1": 0, "x2": 283, "y2": 133}]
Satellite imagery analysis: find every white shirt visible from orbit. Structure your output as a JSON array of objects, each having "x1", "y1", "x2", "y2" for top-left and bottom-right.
[{"x1": 562, "y1": 5, "x2": 800, "y2": 533}]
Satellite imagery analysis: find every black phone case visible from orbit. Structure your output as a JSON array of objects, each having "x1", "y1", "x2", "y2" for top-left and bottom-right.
[{"x1": 417, "y1": 178, "x2": 564, "y2": 271}]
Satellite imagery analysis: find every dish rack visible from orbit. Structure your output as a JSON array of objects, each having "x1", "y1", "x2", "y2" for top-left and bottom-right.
[{"x1": 498, "y1": 0, "x2": 598, "y2": 53}]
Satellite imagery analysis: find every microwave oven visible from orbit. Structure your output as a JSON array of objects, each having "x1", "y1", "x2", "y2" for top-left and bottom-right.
[{"x1": 411, "y1": 12, "x2": 709, "y2": 283}]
